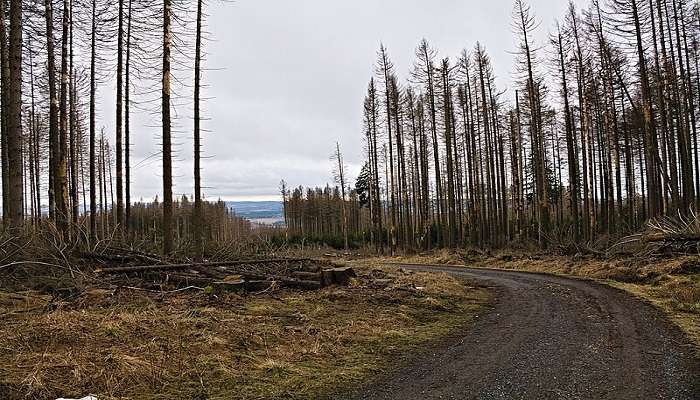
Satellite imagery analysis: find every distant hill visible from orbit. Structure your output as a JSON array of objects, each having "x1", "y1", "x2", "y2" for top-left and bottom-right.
[{"x1": 225, "y1": 201, "x2": 284, "y2": 225}]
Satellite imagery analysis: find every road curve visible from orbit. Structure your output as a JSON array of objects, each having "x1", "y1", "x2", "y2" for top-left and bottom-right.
[{"x1": 346, "y1": 264, "x2": 700, "y2": 400}]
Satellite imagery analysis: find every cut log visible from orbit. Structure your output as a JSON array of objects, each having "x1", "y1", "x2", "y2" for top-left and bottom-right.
[
  {"x1": 292, "y1": 271, "x2": 322, "y2": 280},
  {"x1": 242, "y1": 273, "x2": 322, "y2": 290},
  {"x1": 321, "y1": 267, "x2": 356, "y2": 286}
]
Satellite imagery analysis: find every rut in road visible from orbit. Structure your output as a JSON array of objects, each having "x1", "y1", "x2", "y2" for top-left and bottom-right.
[{"x1": 346, "y1": 264, "x2": 700, "y2": 400}]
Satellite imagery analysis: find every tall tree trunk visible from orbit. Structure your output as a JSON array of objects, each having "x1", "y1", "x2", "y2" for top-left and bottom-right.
[
  {"x1": 57, "y1": 0, "x2": 70, "y2": 234},
  {"x1": 45, "y1": 0, "x2": 60, "y2": 222},
  {"x1": 633, "y1": 0, "x2": 662, "y2": 217},
  {"x1": 557, "y1": 26, "x2": 580, "y2": 239},
  {"x1": 193, "y1": 0, "x2": 203, "y2": 257},
  {"x1": 125, "y1": 0, "x2": 132, "y2": 236},
  {"x1": 441, "y1": 59, "x2": 457, "y2": 246},
  {"x1": 115, "y1": 0, "x2": 124, "y2": 231},
  {"x1": 28, "y1": 40, "x2": 40, "y2": 225},
  {"x1": 69, "y1": 0, "x2": 78, "y2": 226},
  {"x1": 162, "y1": 0, "x2": 173, "y2": 254},
  {"x1": 89, "y1": 0, "x2": 97, "y2": 240},
  {"x1": 6, "y1": 0, "x2": 22, "y2": 229}
]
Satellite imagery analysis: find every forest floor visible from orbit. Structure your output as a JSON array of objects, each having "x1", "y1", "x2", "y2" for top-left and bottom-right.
[
  {"x1": 0, "y1": 262, "x2": 489, "y2": 400},
  {"x1": 352, "y1": 250, "x2": 700, "y2": 351}
]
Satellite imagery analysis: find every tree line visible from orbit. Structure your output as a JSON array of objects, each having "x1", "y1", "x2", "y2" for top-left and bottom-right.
[
  {"x1": 284, "y1": 0, "x2": 700, "y2": 252},
  {"x1": 0, "y1": 0, "x2": 221, "y2": 255}
]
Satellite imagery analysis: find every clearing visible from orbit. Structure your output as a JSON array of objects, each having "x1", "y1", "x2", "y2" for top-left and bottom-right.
[{"x1": 0, "y1": 260, "x2": 488, "y2": 400}]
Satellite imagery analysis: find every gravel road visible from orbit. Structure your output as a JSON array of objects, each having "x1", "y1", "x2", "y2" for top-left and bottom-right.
[{"x1": 347, "y1": 264, "x2": 700, "y2": 400}]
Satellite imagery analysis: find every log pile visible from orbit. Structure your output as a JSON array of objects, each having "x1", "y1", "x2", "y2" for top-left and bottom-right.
[{"x1": 93, "y1": 257, "x2": 356, "y2": 293}]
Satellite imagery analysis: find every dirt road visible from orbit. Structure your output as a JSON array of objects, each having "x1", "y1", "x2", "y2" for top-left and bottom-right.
[{"x1": 347, "y1": 264, "x2": 700, "y2": 400}]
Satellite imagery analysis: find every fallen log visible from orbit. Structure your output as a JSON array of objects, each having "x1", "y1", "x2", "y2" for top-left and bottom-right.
[
  {"x1": 292, "y1": 271, "x2": 322, "y2": 280},
  {"x1": 238, "y1": 272, "x2": 321, "y2": 290},
  {"x1": 106, "y1": 247, "x2": 173, "y2": 263},
  {"x1": 165, "y1": 274, "x2": 215, "y2": 287},
  {"x1": 642, "y1": 233, "x2": 700, "y2": 243},
  {"x1": 95, "y1": 258, "x2": 313, "y2": 274},
  {"x1": 79, "y1": 252, "x2": 136, "y2": 263}
]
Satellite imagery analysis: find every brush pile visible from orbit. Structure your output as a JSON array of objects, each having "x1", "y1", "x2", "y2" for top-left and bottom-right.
[
  {"x1": 0, "y1": 240, "x2": 356, "y2": 297},
  {"x1": 91, "y1": 251, "x2": 357, "y2": 294},
  {"x1": 616, "y1": 212, "x2": 700, "y2": 255}
]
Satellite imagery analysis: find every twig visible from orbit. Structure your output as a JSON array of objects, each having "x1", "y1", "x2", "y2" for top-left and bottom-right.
[
  {"x1": 118, "y1": 285, "x2": 204, "y2": 294},
  {"x1": 251, "y1": 281, "x2": 279, "y2": 295},
  {"x1": 0, "y1": 261, "x2": 73, "y2": 272}
]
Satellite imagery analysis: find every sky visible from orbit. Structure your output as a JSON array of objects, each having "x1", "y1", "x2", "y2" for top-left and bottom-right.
[{"x1": 120, "y1": 0, "x2": 587, "y2": 202}]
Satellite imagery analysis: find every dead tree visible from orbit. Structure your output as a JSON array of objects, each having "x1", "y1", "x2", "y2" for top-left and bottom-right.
[{"x1": 162, "y1": 0, "x2": 173, "y2": 254}]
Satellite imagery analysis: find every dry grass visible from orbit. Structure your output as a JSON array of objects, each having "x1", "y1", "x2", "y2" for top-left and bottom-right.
[{"x1": 0, "y1": 268, "x2": 489, "y2": 400}]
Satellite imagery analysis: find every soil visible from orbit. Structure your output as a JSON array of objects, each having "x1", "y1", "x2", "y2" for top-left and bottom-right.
[{"x1": 346, "y1": 264, "x2": 700, "y2": 400}]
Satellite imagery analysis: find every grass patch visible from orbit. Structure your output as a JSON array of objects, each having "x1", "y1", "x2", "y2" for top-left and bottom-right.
[{"x1": 0, "y1": 267, "x2": 488, "y2": 400}]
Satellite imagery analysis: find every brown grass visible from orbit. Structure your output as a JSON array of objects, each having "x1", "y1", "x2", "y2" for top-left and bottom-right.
[{"x1": 0, "y1": 268, "x2": 489, "y2": 400}]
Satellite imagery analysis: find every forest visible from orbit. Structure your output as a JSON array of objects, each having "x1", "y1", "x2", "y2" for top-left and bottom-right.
[
  {"x1": 2, "y1": 0, "x2": 699, "y2": 256},
  {"x1": 0, "y1": 0, "x2": 699, "y2": 399},
  {"x1": 0, "y1": 0, "x2": 247, "y2": 257},
  {"x1": 284, "y1": 0, "x2": 700, "y2": 254}
]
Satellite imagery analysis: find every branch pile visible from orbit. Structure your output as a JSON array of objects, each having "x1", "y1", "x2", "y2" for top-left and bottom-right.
[
  {"x1": 616, "y1": 211, "x2": 700, "y2": 255},
  {"x1": 91, "y1": 255, "x2": 356, "y2": 294}
]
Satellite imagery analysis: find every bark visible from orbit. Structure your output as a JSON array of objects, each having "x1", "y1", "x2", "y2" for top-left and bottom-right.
[
  {"x1": 557, "y1": 27, "x2": 580, "y2": 239},
  {"x1": 6, "y1": 0, "x2": 22, "y2": 228},
  {"x1": 89, "y1": 0, "x2": 97, "y2": 240},
  {"x1": 193, "y1": 0, "x2": 203, "y2": 257},
  {"x1": 57, "y1": 0, "x2": 70, "y2": 233},
  {"x1": 162, "y1": 0, "x2": 173, "y2": 254},
  {"x1": 69, "y1": 0, "x2": 78, "y2": 226},
  {"x1": 115, "y1": 0, "x2": 124, "y2": 231},
  {"x1": 125, "y1": 0, "x2": 133, "y2": 235}
]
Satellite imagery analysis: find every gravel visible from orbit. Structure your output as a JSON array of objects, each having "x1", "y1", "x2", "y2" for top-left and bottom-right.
[{"x1": 344, "y1": 264, "x2": 700, "y2": 400}]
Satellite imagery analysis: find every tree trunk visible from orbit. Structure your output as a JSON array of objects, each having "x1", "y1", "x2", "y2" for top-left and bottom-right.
[
  {"x1": 125, "y1": 0, "x2": 133, "y2": 236},
  {"x1": 115, "y1": 0, "x2": 124, "y2": 232},
  {"x1": 193, "y1": 0, "x2": 203, "y2": 257},
  {"x1": 162, "y1": 0, "x2": 173, "y2": 254},
  {"x1": 57, "y1": 0, "x2": 70, "y2": 234},
  {"x1": 6, "y1": 0, "x2": 22, "y2": 229},
  {"x1": 89, "y1": 0, "x2": 97, "y2": 240}
]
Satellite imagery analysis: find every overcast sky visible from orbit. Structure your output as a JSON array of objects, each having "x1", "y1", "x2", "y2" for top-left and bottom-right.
[{"x1": 120, "y1": 0, "x2": 587, "y2": 202}]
